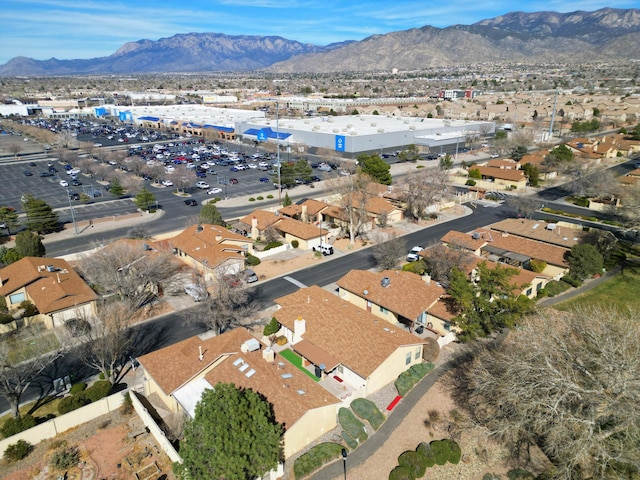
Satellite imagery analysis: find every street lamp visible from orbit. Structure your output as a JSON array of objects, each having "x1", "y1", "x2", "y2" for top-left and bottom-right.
[
  {"x1": 65, "y1": 187, "x2": 79, "y2": 235},
  {"x1": 341, "y1": 448, "x2": 347, "y2": 480},
  {"x1": 275, "y1": 101, "x2": 282, "y2": 205}
]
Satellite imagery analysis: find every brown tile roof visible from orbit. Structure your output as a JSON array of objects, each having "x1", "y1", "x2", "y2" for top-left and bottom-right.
[
  {"x1": 427, "y1": 297, "x2": 456, "y2": 321},
  {"x1": 336, "y1": 270, "x2": 444, "y2": 320},
  {"x1": 365, "y1": 196, "x2": 397, "y2": 215},
  {"x1": 486, "y1": 159, "x2": 519, "y2": 169},
  {"x1": 441, "y1": 230, "x2": 488, "y2": 251},
  {"x1": 168, "y1": 224, "x2": 246, "y2": 268},
  {"x1": 278, "y1": 204, "x2": 302, "y2": 218},
  {"x1": 138, "y1": 328, "x2": 336, "y2": 430},
  {"x1": 274, "y1": 218, "x2": 328, "y2": 240},
  {"x1": 273, "y1": 286, "x2": 424, "y2": 379},
  {"x1": 461, "y1": 257, "x2": 544, "y2": 295},
  {"x1": 300, "y1": 199, "x2": 330, "y2": 217},
  {"x1": 239, "y1": 209, "x2": 281, "y2": 230},
  {"x1": 487, "y1": 233, "x2": 569, "y2": 267},
  {"x1": 488, "y1": 218, "x2": 591, "y2": 248},
  {"x1": 474, "y1": 165, "x2": 526, "y2": 182},
  {"x1": 0, "y1": 257, "x2": 97, "y2": 314}
]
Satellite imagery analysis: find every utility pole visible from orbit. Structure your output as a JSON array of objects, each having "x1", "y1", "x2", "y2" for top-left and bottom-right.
[
  {"x1": 548, "y1": 90, "x2": 558, "y2": 140},
  {"x1": 276, "y1": 101, "x2": 282, "y2": 205},
  {"x1": 66, "y1": 187, "x2": 79, "y2": 235}
]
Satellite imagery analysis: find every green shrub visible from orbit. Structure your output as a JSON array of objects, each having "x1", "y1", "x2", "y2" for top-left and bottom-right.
[
  {"x1": 469, "y1": 168, "x2": 481, "y2": 179},
  {"x1": 249, "y1": 197, "x2": 256, "y2": 201},
  {"x1": 293, "y1": 443, "x2": 345, "y2": 479},
  {"x1": 338, "y1": 408, "x2": 367, "y2": 444},
  {"x1": 19, "y1": 300, "x2": 38, "y2": 317},
  {"x1": 267, "y1": 195, "x2": 274, "y2": 199},
  {"x1": 275, "y1": 335, "x2": 288, "y2": 346},
  {"x1": 410, "y1": 362, "x2": 434, "y2": 378},
  {"x1": 529, "y1": 259, "x2": 547, "y2": 273},
  {"x1": 402, "y1": 261, "x2": 427, "y2": 275},
  {"x1": 351, "y1": 398, "x2": 385, "y2": 430},
  {"x1": 291, "y1": 239, "x2": 299, "y2": 248},
  {"x1": 263, "y1": 317, "x2": 280, "y2": 337},
  {"x1": 465, "y1": 179, "x2": 477, "y2": 186},
  {"x1": 69, "y1": 383, "x2": 87, "y2": 394},
  {"x1": 4, "y1": 439, "x2": 33, "y2": 463},
  {"x1": 416, "y1": 442, "x2": 436, "y2": 468},
  {"x1": 1, "y1": 415, "x2": 36, "y2": 438},
  {"x1": 246, "y1": 254, "x2": 261, "y2": 266},
  {"x1": 342, "y1": 430, "x2": 357, "y2": 450},
  {"x1": 430, "y1": 439, "x2": 462, "y2": 465},
  {"x1": 257, "y1": 196, "x2": 264, "y2": 200},
  {"x1": 0, "y1": 312, "x2": 14, "y2": 325},
  {"x1": 58, "y1": 394, "x2": 91, "y2": 415},
  {"x1": 84, "y1": 380, "x2": 112, "y2": 402},
  {"x1": 389, "y1": 465, "x2": 414, "y2": 480},
  {"x1": 507, "y1": 468, "x2": 535, "y2": 480},
  {"x1": 561, "y1": 275, "x2": 582, "y2": 288},
  {"x1": 50, "y1": 445, "x2": 80, "y2": 471},
  {"x1": 398, "y1": 450, "x2": 426, "y2": 478},
  {"x1": 395, "y1": 371, "x2": 415, "y2": 397},
  {"x1": 539, "y1": 280, "x2": 571, "y2": 297},
  {"x1": 263, "y1": 241, "x2": 283, "y2": 251}
]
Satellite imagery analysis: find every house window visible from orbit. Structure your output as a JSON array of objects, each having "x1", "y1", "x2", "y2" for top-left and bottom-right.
[
  {"x1": 417, "y1": 312, "x2": 426, "y2": 324},
  {"x1": 405, "y1": 352, "x2": 411, "y2": 365},
  {"x1": 379, "y1": 306, "x2": 388, "y2": 314},
  {"x1": 526, "y1": 288, "x2": 532, "y2": 297},
  {"x1": 536, "y1": 283, "x2": 542, "y2": 291},
  {"x1": 444, "y1": 321, "x2": 451, "y2": 331},
  {"x1": 415, "y1": 347, "x2": 420, "y2": 360},
  {"x1": 9, "y1": 292, "x2": 25, "y2": 305}
]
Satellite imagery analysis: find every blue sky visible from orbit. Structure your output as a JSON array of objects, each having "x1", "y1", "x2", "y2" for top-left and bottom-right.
[{"x1": 1, "y1": 0, "x2": 637, "y2": 65}]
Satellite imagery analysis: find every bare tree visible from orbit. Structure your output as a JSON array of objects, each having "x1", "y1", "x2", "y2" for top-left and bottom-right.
[
  {"x1": 329, "y1": 173, "x2": 374, "y2": 245},
  {"x1": 371, "y1": 232, "x2": 405, "y2": 270},
  {"x1": 613, "y1": 182, "x2": 640, "y2": 232},
  {"x1": 79, "y1": 241, "x2": 184, "y2": 313},
  {"x1": 121, "y1": 174, "x2": 143, "y2": 195},
  {"x1": 0, "y1": 329, "x2": 63, "y2": 418},
  {"x1": 182, "y1": 269, "x2": 260, "y2": 335},
  {"x1": 452, "y1": 305, "x2": 640, "y2": 480},
  {"x1": 422, "y1": 243, "x2": 474, "y2": 284},
  {"x1": 397, "y1": 167, "x2": 450, "y2": 221},
  {"x1": 506, "y1": 195, "x2": 541, "y2": 218},
  {"x1": 7, "y1": 142, "x2": 22, "y2": 159}
]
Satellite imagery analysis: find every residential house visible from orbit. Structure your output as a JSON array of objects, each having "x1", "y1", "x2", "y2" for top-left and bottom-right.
[
  {"x1": 0, "y1": 257, "x2": 97, "y2": 329},
  {"x1": 273, "y1": 285, "x2": 426, "y2": 398},
  {"x1": 336, "y1": 269, "x2": 445, "y2": 334},
  {"x1": 238, "y1": 209, "x2": 329, "y2": 250},
  {"x1": 168, "y1": 224, "x2": 252, "y2": 281},
  {"x1": 487, "y1": 218, "x2": 593, "y2": 249},
  {"x1": 137, "y1": 327, "x2": 339, "y2": 460},
  {"x1": 238, "y1": 209, "x2": 282, "y2": 239},
  {"x1": 470, "y1": 165, "x2": 527, "y2": 190},
  {"x1": 278, "y1": 199, "x2": 329, "y2": 224},
  {"x1": 462, "y1": 256, "x2": 549, "y2": 299}
]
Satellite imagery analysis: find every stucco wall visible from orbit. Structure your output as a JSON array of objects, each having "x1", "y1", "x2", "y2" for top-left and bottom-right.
[
  {"x1": 366, "y1": 345, "x2": 423, "y2": 395},
  {"x1": 283, "y1": 404, "x2": 338, "y2": 459}
]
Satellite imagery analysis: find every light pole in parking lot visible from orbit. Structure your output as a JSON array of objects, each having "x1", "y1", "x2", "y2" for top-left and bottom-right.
[
  {"x1": 276, "y1": 101, "x2": 282, "y2": 205},
  {"x1": 65, "y1": 187, "x2": 79, "y2": 235}
]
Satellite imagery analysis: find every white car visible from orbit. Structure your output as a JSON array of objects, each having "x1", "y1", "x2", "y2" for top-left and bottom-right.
[
  {"x1": 67, "y1": 168, "x2": 81, "y2": 176},
  {"x1": 195, "y1": 181, "x2": 210, "y2": 189},
  {"x1": 246, "y1": 163, "x2": 257, "y2": 169},
  {"x1": 207, "y1": 187, "x2": 223, "y2": 195},
  {"x1": 161, "y1": 179, "x2": 174, "y2": 187},
  {"x1": 184, "y1": 284, "x2": 207, "y2": 302},
  {"x1": 406, "y1": 246, "x2": 424, "y2": 262},
  {"x1": 258, "y1": 161, "x2": 269, "y2": 168},
  {"x1": 59, "y1": 180, "x2": 69, "y2": 187},
  {"x1": 489, "y1": 153, "x2": 500, "y2": 159}
]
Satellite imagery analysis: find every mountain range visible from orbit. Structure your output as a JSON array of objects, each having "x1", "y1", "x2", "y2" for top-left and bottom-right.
[{"x1": 1, "y1": 8, "x2": 639, "y2": 76}]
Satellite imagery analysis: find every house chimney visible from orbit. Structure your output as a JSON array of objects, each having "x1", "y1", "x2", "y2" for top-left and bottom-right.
[
  {"x1": 381, "y1": 277, "x2": 390, "y2": 288},
  {"x1": 423, "y1": 273, "x2": 431, "y2": 285},
  {"x1": 301, "y1": 204, "x2": 308, "y2": 221},
  {"x1": 196, "y1": 224, "x2": 204, "y2": 233},
  {"x1": 262, "y1": 346, "x2": 275, "y2": 363},
  {"x1": 251, "y1": 217, "x2": 258, "y2": 228},
  {"x1": 294, "y1": 316, "x2": 306, "y2": 340}
]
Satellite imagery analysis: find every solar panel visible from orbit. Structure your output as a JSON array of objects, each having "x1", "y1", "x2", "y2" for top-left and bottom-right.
[
  {"x1": 245, "y1": 369, "x2": 256, "y2": 378},
  {"x1": 239, "y1": 363, "x2": 249, "y2": 372}
]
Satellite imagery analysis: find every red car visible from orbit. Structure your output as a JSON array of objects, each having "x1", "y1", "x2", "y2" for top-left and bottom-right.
[{"x1": 229, "y1": 178, "x2": 239, "y2": 184}]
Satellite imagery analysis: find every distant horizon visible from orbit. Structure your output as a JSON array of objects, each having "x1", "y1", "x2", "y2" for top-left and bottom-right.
[{"x1": 1, "y1": 1, "x2": 638, "y2": 65}]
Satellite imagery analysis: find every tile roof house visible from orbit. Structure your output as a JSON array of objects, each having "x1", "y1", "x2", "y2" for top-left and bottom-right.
[
  {"x1": 168, "y1": 224, "x2": 252, "y2": 281},
  {"x1": 273, "y1": 286, "x2": 426, "y2": 399},
  {"x1": 336, "y1": 269, "x2": 445, "y2": 334},
  {"x1": 137, "y1": 327, "x2": 339, "y2": 460},
  {"x1": 0, "y1": 257, "x2": 97, "y2": 329},
  {"x1": 461, "y1": 257, "x2": 549, "y2": 299},
  {"x1": 472, "y1": 165, "x2": 527, "y2": 189},
  {"x1": 238, "y1": 209, "x2": 328, "y2": 250},
  {"x1": 488, "y1": 218, "x2": 592, "y2": 248}
]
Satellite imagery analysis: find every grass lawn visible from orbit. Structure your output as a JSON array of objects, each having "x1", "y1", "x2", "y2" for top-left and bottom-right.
[
  {"x1": 0, "y1": 396, "x2": 62, "y2": 427},
  {"x1": 555, "y1": 260, "x2": 640, "y2": 311},
  {"x1": 279, "y1": 349, "x2": 320, "y2": 382},
  {"x1": 4, "y1": 328, "x2": 61, "y2": 364}
]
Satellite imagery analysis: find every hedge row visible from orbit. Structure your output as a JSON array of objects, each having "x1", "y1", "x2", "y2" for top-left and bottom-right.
[
  {"x1": 350, "y1": 398, "x2": 385, "y2": 431},
  {"x1": 389, "y1": 439, "x2": 461, "y2": 480},
  {"x1": 338, "y1": 408, "x2": 367, "y2": 445},
  {"x1": 395, "y1": 363, "x2": 434, "y2": 397},
  {"x1": 58, "y1": 381, "x2": 112, "y2": 415},
  {"x1": 293, "y1": 442, "x2": 344, "y2": 479}
]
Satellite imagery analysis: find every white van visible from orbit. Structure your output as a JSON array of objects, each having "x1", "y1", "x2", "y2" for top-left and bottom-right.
[{"x1": 313, "y1": 244, "x2": 334, "y2": 256}]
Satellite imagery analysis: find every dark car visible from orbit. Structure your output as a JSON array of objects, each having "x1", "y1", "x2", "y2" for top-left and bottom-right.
[
  {"x1": 229, "y1": 178, "x2": 239, "y2": 184},
  {"x1": 195, "y1": 171, "x2": 207, "y2": 178},
  {"x1": 71, "y1": 180, "x2": 82, "y2": 186},
  {"x1": 40, "y1": 171, "x2": 53, "y2": 177},
  {"x1": 48, "y1": 166, "x2": 58, "y2": 173},
  {"x1": 259, "y1": 177, "x2": 269, "y2": 183},
  {"x1": 311, "y1": 175, "x2": 322, "y2": 182},
  {"x1": 23, "y1": 170, "x2": 33, "y2": 176},
  {"x1": 29, "y1": 162, "x2": 37, "y2": 167},
  {"x1": 184, "y1": 199, "x2": 198, "y2": 206},
  {"x1": 68, "y1": 192, "x2": 80, "y2": 201}
]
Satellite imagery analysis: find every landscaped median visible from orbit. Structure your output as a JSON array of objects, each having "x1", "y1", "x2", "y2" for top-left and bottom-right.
[{"x1": 292, "y1": 362, "x2": 435, "y2": 479}]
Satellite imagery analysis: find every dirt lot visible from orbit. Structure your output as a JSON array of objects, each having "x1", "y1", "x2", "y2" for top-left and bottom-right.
[{"x1": 0, "y1": 408, "x2": 175, "y2": 480}]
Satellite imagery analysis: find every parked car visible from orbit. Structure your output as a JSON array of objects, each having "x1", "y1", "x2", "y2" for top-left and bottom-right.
[
  {"x1": 195, "y1": 171, "x2": 207, "y2": 178},
  {"x1": 71, "y1": 180, "x2": 82, "y2": 186},
  {"x1": 184, "y1": 284, "x2": 207, "y2": 302},
  {"x1": 406, "y1": 246, "x2": 423, "y2": 262},
  {"x1": 161, "y1": 179, "x2": 174, "y2": 187},
  {"x1": 259, "y1": 177, "x2": 270, "y2": 183},
  {"x1": 195, "y1": 181, "x2": 210, "y2": 189},
  {"x1": 40, "y1": 171, "x2": 53, "y2": 177},
  {"x1": 59, "y1": 180, "x2": 69, "y2": 187},
  {"x1": 313, "y1": 244, "x2": 334, "y2": 256},
  {"x1": 207, "y1": 187, "x2": 223, "y2": 195},
  {"x1": 184, "y1": 199, "x2": 198, "y2": 206},
  {"x1": 229, "y1": 178, "x2": 239, "y2": 184},
  {"x1": 29, "y1": 162, "x2": 37, "y2": 167},
  {"x1": 239, "y1": 269, "x2": 258, "y2": 283},
  {"x1": 23, "y1": 170, "x2": 33, "y2": 176},
  {"x1": 68, "y1": 192, "x2": 80, "y2": 201}
]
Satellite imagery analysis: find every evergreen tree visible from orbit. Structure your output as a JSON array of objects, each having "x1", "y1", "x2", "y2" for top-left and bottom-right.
[
  {"x1": 22, "y1": 195, "x2": 59, "y2": 234},
  {"x1": 439, "y1": 154, "x2": 453, "y2": 170},
  {"x1": 282, "y1": 192, "x2": 292, "y2": 207},
  {"x1": 521, "y1": 163, "x2": 540, "y2": 186},
  {"x1": 174, "y1": 382, "x2": 283, "y2": 480},
  {"x1": 134, "y1": 188, "x2": 156, "y2": 211},
  {"x1": 448, "y1": 262, "x2": 534, "y2": 341},
  {"x1": 510, "y1": 145, "x2": 528, "y2": 161},
  {"x1": 567, "y1": 243, "x2": 604, "y2": 281},
  {"x1": 0, "y1": 206, "x2": 19, "y2": 234},
  {"x1": 198, "y1": 202, "x2": 224, "y2": 226},
  {"x1": 15, "y1": 230, "x2": 45, "y2": 257},
  {"x1": 357, "y1": 154, "x2": 392, "y2": 185},
  {"x1": 109, "y1": 178, "x2": 125, "y2": 197}
]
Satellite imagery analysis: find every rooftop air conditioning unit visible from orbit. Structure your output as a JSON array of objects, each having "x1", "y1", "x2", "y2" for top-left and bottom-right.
[
  {"x1": 378, "y1": 128, "x2": 385, "y2": 133},
  {"x1": 472, "y1": 232, "x2": 480, "y2": 240},
  {"x1": 381, "y1": 277, "x2": 390, "y2": 287},
  {"x1": 370, "y1": 123, "x2": 377, "y2": 127}
]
